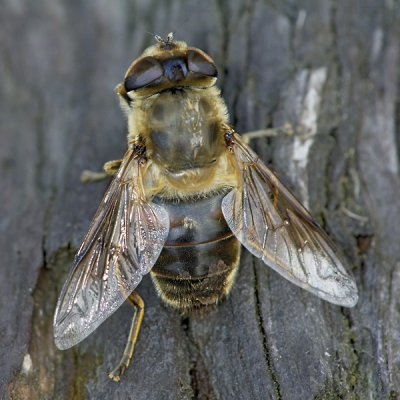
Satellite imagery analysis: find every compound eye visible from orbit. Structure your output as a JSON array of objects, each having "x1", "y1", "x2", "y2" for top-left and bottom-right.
[
  {"x1": 124, "y1": 57, "x2": 163, "y2": 91},
  {"x1": 188, "y1": 49, "x2": 217, "y2": 77}
]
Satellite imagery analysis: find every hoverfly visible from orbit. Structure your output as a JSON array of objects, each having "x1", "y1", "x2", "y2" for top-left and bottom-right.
[{"x1": 54, "y1": 33, "x2": 358, "y2": 381}]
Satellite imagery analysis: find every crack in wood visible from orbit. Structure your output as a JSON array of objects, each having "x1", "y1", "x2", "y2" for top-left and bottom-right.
[{"x1": 253, "y1": 260, "x2": 282, "y2": 399}]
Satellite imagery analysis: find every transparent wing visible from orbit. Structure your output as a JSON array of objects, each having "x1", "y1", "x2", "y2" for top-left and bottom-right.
[
  {"x1": 222, "y1": 132, "x2": 358, "y2": 307},
  {"x1": 54, "y1": 148, "x2": 169, "y2": 350}
]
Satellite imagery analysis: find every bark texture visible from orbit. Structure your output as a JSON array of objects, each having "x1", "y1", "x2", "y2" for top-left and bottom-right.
[{"x1": 1, "y1": 1, "x2": 399, "y2": 399}]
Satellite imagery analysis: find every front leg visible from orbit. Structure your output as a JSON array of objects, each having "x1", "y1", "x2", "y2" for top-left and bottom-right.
[{"x1": 80, "y1": 159, "x2": 123, "y2": 182}]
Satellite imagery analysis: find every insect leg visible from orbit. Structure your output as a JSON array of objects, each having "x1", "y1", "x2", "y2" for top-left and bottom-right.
[
  {"x1": 108, "y1": 290, "x2": 145, "y2": 381},
  {"x1": 103, "y1": 159, "x2": 123, "y2": 175},
  {"x1": 80, "y1": 159, "x2": 123, "y2": 182},
  {"x1": 241, "y1": 123, "x2": 292, "y2": 144}
]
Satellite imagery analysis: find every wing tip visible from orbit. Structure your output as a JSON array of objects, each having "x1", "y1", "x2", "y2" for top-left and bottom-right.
[{"x1": 318, "y1": 281, "x2": 359, "y2": 308}]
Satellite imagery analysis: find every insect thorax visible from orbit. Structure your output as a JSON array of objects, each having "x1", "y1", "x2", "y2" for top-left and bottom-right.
[{"x1": 128, "y1": 86, "x2": 238, "y2": 199}]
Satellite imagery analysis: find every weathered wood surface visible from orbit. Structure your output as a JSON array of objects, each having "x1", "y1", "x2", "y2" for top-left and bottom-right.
[{"x1": 1, "y1": 1, "x2": 399, "y2": 399}]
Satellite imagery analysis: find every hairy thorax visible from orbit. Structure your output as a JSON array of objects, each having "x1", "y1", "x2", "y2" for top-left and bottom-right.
[{"x1": 127, "y1": 86, "x2": 238, "y2": 199}]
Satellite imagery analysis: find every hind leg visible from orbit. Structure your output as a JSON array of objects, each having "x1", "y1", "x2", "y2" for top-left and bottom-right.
[{"x1": 108, "y1": 291, "x2": 145, "y2": 382}]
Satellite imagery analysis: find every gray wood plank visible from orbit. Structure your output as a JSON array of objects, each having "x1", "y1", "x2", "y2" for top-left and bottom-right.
[{"x1": 1, "y1": 0, "x2": 399, "y2": 399}]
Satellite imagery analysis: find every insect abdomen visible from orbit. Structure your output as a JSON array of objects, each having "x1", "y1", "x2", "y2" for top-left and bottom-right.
[{"x1": 151, "y1": 192, "x2": 240, "y2": 312}]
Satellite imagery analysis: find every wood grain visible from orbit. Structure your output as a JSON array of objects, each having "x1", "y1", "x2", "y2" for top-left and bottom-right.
[{"x1": 1, "y1": 1, "x2": 399, "y2": 399}]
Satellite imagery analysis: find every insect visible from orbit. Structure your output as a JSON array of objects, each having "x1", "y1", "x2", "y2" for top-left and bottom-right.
[{"x1": 53, "y1": 33, "x2": 358, "y2": 381}]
